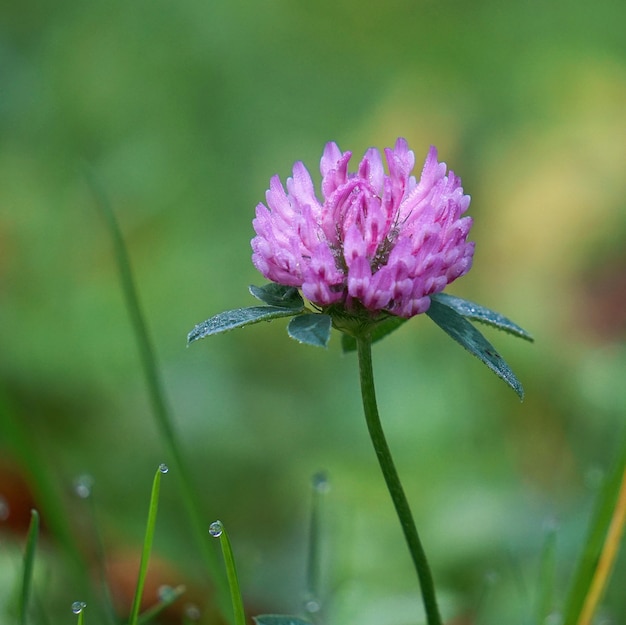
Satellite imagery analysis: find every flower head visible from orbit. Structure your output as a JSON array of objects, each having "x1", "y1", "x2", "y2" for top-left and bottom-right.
[{"x1": 251, "y1": 138, "x2": 474, "y2": 319}]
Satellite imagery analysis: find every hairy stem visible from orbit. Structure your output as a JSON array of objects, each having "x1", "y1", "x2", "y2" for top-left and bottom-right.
[{"x1": 356, "y1": 335, "x2": 442, "y2": 625}]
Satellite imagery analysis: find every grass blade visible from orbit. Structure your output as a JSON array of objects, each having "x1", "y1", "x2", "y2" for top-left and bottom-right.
[
  {"x1": 576, "y1": 465, "x2": 626, "y2": 625},
  {"x1": 304, "y1": 472, "x2": 329, "y2": 617},
  {"x1": 209, "y1": 521, "x2": 246, "y2": 625},
  {"x1": 85, "y1": 170, "x2": 228, "y2": 615},
  {"x1": 563, "y1": 437, "x2": 626, "y2": 625},
  {"x1": 0, "y1": 392, "x2": 84, "y2": 570},
  {"x1": 137, "y1": 585, "x2": 186, "y2": 625},
  {"x1": 128, "y1": 465, "x2": 167, "y2": 625},
  {"x1": 72, "y1": 602, "x2": 87, "y2": 623},
  {"x1": 19, "y1": 509, "x2": 39, "y2": 625},
  {"x1": 535, "y1": 521, "x2": 558, "y2": 624}
]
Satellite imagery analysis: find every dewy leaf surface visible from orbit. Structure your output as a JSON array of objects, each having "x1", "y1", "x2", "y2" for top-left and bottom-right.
[
  {"x1": 249, "y1": 283, "x2": 304, "y2": 309},
  {"x1": 431, "y1": 293, "x2": 533, "y2": 341},
  {"x1": 287, "y1": 314, "x2": 332, "y2": 347},
  {"x1": 426, "y1": 297, "x2": 525, "y2": 399},
  {"x1": 187, "y1": 306, "x2": 301, "y2": 344}
]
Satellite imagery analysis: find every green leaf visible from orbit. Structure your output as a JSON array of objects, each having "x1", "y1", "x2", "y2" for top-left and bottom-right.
[
  {"x1": 288, "y1": 314, "x2": 332, "y2": 347},
  {"x1": 430, "y1": 293, "x2": 533, "y2": 341},
  {"x1": 253, "y1": 616, "x2": 313, "y2": 625},
  {"x1": 188, "y1": 305, "x2": 303, "y2": 344},
  {"x1": 249, "y1": 283, "x2": 304, "y2": 309},
  {"x1": 426, "y1": 297, "x2": 525, "y2": 399},
  {"x1": 341, "y1": 315, "x2": 408, "y2": 353}
]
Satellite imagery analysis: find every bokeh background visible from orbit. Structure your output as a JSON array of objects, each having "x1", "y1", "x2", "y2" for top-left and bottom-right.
[{"x1": 1, "y1": 0, "x2": 625, "y2": 623}]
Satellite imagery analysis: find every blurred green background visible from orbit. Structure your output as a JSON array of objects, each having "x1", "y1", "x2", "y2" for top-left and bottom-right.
[{"x1": 1, "y1": 0, "x2": 626, "y2": 623}]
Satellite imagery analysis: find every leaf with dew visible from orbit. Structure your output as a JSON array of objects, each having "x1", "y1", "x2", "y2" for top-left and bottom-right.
[
  {"x1": 426, "y1": 297, "x2": 525, "y2": 399},
  {"x1": 430, "y1": 293, "x2": 533, "y2": 341},
  {"x1": 188, "y1": 306, "x2": 304, "y2": 344},
  {"x1": 249, "y1": 283, "x2": 304, "y2": 309},
  {"x1": 288, "y1": 314, "x2": 332, "y2": 347}
]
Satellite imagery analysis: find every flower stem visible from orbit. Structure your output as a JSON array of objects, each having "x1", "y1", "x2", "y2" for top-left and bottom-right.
[{"x1": 356, "y1": 335, "x2": 442, "y2": 625}]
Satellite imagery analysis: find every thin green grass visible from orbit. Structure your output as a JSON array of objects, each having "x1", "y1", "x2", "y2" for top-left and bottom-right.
[
  {"x1": 85, "y1": 170, "x2": 229, "y2": 618},
  {"x1": 74, "y1": 478, "x2": 118, "y2": 625},
  {"x1": 137, "y1": 585, "x2": 186, "y2": 625},
  {"x1": 0, "y1": 392, "x2": 84, "y2": 570},
  {"x1": 535, "y1": 521, "x2": 557, "y2": 624},
  {"x1": 128, "y1": 465, "x2": 168, "y2": 625},
  {"x1": 563, "y1": 434, "x2": 626, "y2": 625},
  {"x1": 304, "y1": 472, "x2": 328, "y2": 619},
  {"x1": 210, "y1": 521, "x2": 246, "y2": 625},
  {"x1": 18, "y1": 509, "x2": 39, "y2": 625},
  {"x1": 72, "y1": 602, "x2": 87, "y2": 624}
]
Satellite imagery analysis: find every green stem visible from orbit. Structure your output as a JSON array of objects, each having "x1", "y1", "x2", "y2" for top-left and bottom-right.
[{"x1": 356, "y1": 336, "x2": 442, "y2": 625}]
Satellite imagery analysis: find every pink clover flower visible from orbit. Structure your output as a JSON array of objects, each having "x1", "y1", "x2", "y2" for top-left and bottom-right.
[{"x1": 251, "y1": 138, "x2": 474, "y2": 319}]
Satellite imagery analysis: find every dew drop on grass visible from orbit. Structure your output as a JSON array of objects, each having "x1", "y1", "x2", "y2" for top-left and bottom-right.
[
  {"x1": 208, "y1": 520, "x2": 223, "y2": 537},
  {"x1": 0, "y1": 495, "x2": 10, "y2": 521},
  {"x1": 73, "y1": 475, "x2": 93, "y2": 499},
  {"x1": 185, "y1": 604, "x2": 201, "y2": 620},
  {"x1": 312, "y1": 471, "x2": 330, "y2": 494},
  {"x1": 158, "y1": 463, "x2": 169, "y2": 474},
  {"x1": 71, "y1": 601, "x2": 87, "y2": 614},
  {"x1": 158, "y1": 585, "x2": 175, "y2": 601},
  {"x1": 304, "y1": 598, "x2": 321, "y2": 613}
]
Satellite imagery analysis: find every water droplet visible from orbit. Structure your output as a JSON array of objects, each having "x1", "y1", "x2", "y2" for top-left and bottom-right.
[
  {"x1": 71, "y1": 601, "x2": 87, "y2": 614},
  {"x1": 312, "y1": 471, "x2": 330, "y2": 494},
  {"x1": 157, "y1": 585, "x2": 175, "y2": 601},
  {"x1": 208, "y1": 520, "x2": 223, "y2": 537},
  {"x1": 0, "y1": 495, "x2": 10, "y2": 521},
  {"x1": 73, "y1": 475, "x2": 93, "y2": 499},
  {"x1": 544, "y1": 613, "x2": 563, "y2": 625},
  {"x1": 304, "y1": 598, "x2": 321, "y2": 613},
  {"x1": 158, "y1": 463, "x2": 169, "y2": 474},
  {"x1": 185, "y1": 604, "x2": 201, "y2": 620}
]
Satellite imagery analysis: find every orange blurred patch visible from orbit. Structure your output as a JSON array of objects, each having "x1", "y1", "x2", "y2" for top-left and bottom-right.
[
  {"x1": 0, "y1": 456, "x2": 40, "y2": 536},
  {"x1": 104, "y1": 549, "x2": 221, "y2": 624}
]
